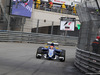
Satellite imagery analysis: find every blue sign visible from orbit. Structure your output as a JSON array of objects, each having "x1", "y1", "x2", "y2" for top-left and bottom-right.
[{"x1": 10, "y1": 0, "x2": 33, "y2": 18}]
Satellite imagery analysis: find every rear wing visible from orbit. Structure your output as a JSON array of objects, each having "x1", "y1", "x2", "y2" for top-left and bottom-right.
[{"x1": 47, "y1": 42, "x2": 59, "y2": 46}]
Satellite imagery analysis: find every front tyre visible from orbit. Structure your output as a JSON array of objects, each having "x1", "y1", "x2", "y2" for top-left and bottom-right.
[
  {"x1": 36, "y1": 47, "x2": 44, "y2": 59},
  {"x1": 59, "y1": 50, "x2": 66, "y2": 62}
]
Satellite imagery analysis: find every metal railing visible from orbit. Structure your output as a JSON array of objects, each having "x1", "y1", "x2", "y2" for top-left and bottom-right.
[
  {"x1": 37, "y1": 6, "x2": 74, "y2": 15},
  {"x1": 74, "y1": 48, "x2": 100, "y2": 75},
  {"x1": 0, "y1": 31, "x2": 78, "y2": 46},
  {"x1": 35, "y1": 6, "x2": 76, "y2": 15}
]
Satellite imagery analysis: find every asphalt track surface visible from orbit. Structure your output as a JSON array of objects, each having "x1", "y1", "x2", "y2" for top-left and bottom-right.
[{"x1": 0, "y1": 42, "x2": 85, "y2": 75}]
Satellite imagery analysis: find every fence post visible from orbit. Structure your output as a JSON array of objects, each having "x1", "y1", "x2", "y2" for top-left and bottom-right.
[
  {"x1": 51, "y1": 21, "x2": 54, "y2": 35},
  {"x1": 36, "y1": 19, "x2": 39, "y2": 33},
  {"x1": 21, "y1": 17, "x2": 26, "y2": 42},
  {"x1": 65, "y1": 31, "x2": 67, "y2": 36},
  {"x1": 21, "y1": 17, "x2": 26, "y2": 32},
  {"x1": 50, "y1": 21, "x2": 54, "y2": 41},
  {"x1": 7, "y1": 15, "x2": 11, "y2": 31}
]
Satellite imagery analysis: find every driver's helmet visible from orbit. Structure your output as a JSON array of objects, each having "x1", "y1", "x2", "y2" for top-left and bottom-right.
[
  {"x1": 51, "y1": 41, "x2": 54, "y2": 47},
  {"x1": 51, "y1": 43, "x2": 54, "y2": 47},
  {"x1": 50, "y1": 46, "x2": 54, "y2": 49}
]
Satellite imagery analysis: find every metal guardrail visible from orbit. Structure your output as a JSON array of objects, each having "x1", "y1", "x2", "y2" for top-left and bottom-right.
[
  {"x1": 0, "y1": 31, "x2": 78, "y2": 46},
  {"x1": 74, "y1": 48, "x2": 100, "y2": 75}
]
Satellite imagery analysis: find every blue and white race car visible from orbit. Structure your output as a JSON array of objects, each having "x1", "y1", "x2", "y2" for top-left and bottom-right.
[{"x1": 36, "y1": 42, "x2": 66, "y2": 62}]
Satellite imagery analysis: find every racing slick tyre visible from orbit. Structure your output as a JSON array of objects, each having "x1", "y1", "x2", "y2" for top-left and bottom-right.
[
  {"x1": 36, "y1": 47, "x2": 44, "y2": 59},
  {"x1": 59, "y1": 49, "x2": 66, "y2": 62}
]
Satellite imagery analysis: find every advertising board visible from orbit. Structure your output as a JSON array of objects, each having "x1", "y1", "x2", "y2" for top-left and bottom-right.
[
  {"x1": 10, "y1": 0, "x2": 33, "y2": 18},
  {"x1": 52, "y1": 0, "x2": 71, "y2": 5},
  {"x1": 60, "y1": 17, "x2": 75, "y2": 31}
]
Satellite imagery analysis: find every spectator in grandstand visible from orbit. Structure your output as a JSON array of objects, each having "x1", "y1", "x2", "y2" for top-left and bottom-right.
[
  {"x1": 33, "y1": 0, "x2": 37, "y2": 8},
  {"x1": 49, "y1": 1, "x2": 53, "y2": 10},
  {"x1": 44, "y1": 3, "x2": 47, "y2": 8},
  {"x1": 72, "y1": 5, "x2": 77, "y2": 15},
  {"x1": 61, "y1": 3, "x2": 66, "y2": 13},
  {"x1": 36, "y1": 0, "x2": 41, "y2": 9}
]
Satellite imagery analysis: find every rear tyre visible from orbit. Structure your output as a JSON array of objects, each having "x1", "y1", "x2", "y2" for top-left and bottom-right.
[
  {"x1": 36, "y1": 47, "x2": 44, "y2": 59},
  {"x1": 59, "y1": 49, "x2": 66, "y2": 62}
]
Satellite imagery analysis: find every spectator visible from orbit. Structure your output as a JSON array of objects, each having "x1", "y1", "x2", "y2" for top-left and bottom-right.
[
  {"x1": 33, "y1": 0, "x2": 37, "y2": 8},
  {"x1": 44, "y1": 2, "x2": 47, "y2": 8},
  {"x1": 92, "y1": 36, "x2": 100, "y2": 53},
  {"x1": 72, "y1": 6, "x2": 76, "y2": 15},
  {"x1": 68, "y1": 6, "x2": 73, "y2": 14},
  {"x1": 36, "y1": 0, "x2": 41, "y2": 9},
  {"x1": 61, "y1": 3, "x2": 66, "y2": 13},
  {"x1": 49, "y1": 1, "x2": 53, "y2": 10}
]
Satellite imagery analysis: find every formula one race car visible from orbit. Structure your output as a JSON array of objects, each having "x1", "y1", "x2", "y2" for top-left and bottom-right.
[{"x1": 36, "y1": 42, "x2": 66, "y2": 62}]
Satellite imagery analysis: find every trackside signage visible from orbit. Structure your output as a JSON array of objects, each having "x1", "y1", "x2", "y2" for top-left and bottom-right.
[
  {"x1": 52, "y1": 0, "x2": 71, "y2": 5},
  {"x1": 10, "y1": 0, "x2": 33, "y2": 18},
  {"x1": 41, "y1": 0, "x2": 81, "y2": 5},
  {"x1": 60, "y1": 17, "x2": 75, "y2": 31}
]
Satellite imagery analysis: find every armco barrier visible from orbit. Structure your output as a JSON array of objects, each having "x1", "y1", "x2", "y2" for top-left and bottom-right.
[
  {"x1": 74, "y1": 48, "x2": 100, "y2": 75},
  {"x1": 0, "y1": 31, "x2": 78, "y2": 46}
]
